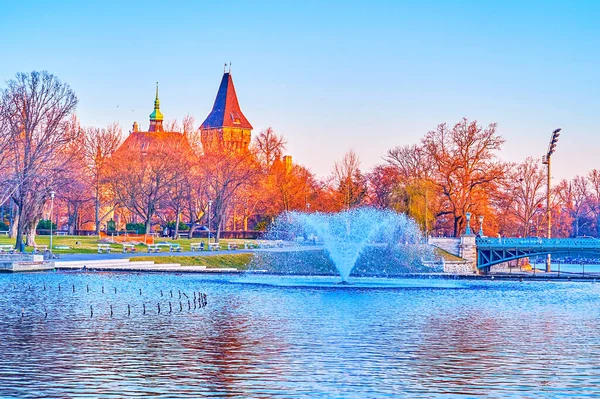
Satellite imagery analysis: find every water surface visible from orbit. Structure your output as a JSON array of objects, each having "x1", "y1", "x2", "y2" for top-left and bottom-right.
[{"x1": 0, "y1": 272, "x2": 599, "y2": 398}]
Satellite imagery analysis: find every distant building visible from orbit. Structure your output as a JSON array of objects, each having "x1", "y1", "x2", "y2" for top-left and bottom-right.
[
  {"x1": 200, "y1": 72, "x2": 253, "y2": 152},
  {"x1": 116, "y1": 83, "x2": 190, "y2": 155}
]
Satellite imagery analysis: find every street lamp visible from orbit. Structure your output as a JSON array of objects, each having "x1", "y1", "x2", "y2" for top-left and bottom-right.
[
  {"x1": 207, "y1": 200, "x2": 212, "y2": 244},
  {"x1": 542, "y1": 128, "x2": 561, "y2": 272},
  {"x1": 306, "y1": 203, "x2": 311, "y2": 213},
  {"x1": 465, "y1": 212, "x2": 473, "y2": 236},
  {"x1": 49, "y1": 191, "x2": 55, "y2": 256},
  {"x1": 478, "y1": 215, "x2": 484, "y2": 237}
]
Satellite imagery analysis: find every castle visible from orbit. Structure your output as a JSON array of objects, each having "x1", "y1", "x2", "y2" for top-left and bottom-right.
[{"x1": 120, "y1": 71, "x2": 253, "y2": 153}]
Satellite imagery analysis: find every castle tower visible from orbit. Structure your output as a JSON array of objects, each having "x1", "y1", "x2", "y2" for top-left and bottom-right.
[
  {"x1": 200, "y1": 72, "x2": 252, "y2": 152},
  {"x1": 148, "y1": 82, "x2": 164, "y2": 132}
]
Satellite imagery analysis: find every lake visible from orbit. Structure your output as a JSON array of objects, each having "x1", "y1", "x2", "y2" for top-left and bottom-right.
[{"x1": 1, "y1": 272, "x2": 599, "y2": 398}]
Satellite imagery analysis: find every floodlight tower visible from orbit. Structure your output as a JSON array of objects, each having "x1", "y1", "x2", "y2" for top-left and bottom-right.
[{"x1": 541, "y1": 128, "x2": 561, "y2": 273}]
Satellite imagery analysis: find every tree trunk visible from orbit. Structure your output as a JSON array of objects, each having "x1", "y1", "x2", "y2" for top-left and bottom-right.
[
  {"x1": 244, "y1": 216, "x2": 249, "y2": 231},
  {"x1": 25, "y1": 218, "x2": 40, "y2": 247},
  {"x1": 9, "y1": 213, "x2": 18, "y2": 239},
  {"x1": 453, "y1": 216, "x2": 460, "y2": 238},
  {"x1": 68, "y1": 204, "x2": 79, "y2": 235},
  {"x1": 145, "y1": 218, "x2": 152, "y2": 235},
  {"x1": 15, "y1": 204, "x2": 25, "y2": 251},
  {"x1": 95, "y1": 188, "x2": 100, "y2": 234},
  {"x1": 173, "y1": 208, "x2": 180, "y2": 239}
]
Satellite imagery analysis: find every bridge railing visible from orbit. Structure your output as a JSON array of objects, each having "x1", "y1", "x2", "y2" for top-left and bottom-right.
[{"x1": 476, "y1": 237, "x2": 600, "y2": 248}]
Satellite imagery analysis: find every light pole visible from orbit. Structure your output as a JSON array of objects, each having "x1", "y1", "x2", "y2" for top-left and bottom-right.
[
  {"x1": 207, "y1": 200, "x2": 212, "y2": 244},
  {"x1": 49, "y1": 191, "x2": 55, "y2": 256},
  {"x1": 478, "y1": 215, "x2": 484, "y2": 237},
  {"x1": 542, "y1": 128, "x2": 561, "y2": 272},
  {"x1": 464, "y1": 212, "x2": 473, "y2": 236},
  {"x1": 306, "y1": 203, "x2": 311, "y2": 213}
]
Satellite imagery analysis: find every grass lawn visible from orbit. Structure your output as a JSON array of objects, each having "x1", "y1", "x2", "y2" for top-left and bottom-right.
[
  {"x1": 0, "y1": 235, "x2": 256, "y2": 254},
  {"x1": 130, "y1": 254, "x2": 254, "y2": 269}
]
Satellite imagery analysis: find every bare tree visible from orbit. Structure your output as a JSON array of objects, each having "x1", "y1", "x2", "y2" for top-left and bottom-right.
[
  {"x1": 385, "y1": 144, "x2": 433, "y2": 181},
  {"x1": 421, "y1": 119, "x2": 505, "y2": 237},
  {"x1": 557, "y1": 176, "x2": 593, "y2": 237},
  {"x1": 253, "y1": 127, "x2": 287, "y2": 168},
  {"x1": 504, "y1": 157, "x2": 546, "y2": 236},
  {"x1": 81, "y1": 123, "x2": 122, "y2": 233},
  {"x1": 201, "y1": 148, "x2": 260, "y2": 241},
  {"x1": 332, "y1": 150, "x2": 367, "y2": 210},
  {"x1": 0, "y1": 71, "x2": 78, "y2": 249},
  {"x1": 107, "y1": 136, "x2": 188, "y2": 234}
]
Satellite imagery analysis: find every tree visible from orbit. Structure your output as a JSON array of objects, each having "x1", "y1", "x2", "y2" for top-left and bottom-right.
[
  {"x1": 586, "y1": 170, "x2": 600, "y2": 236},
  {"x1": 0, "y1": 71, "x2": 78, "y2": 249},
  {"x1": 421, "y1": 119, "x2": 505, "y2": 237},
  {"x1": 332, "y1": 150, "x2": 367, "y2": 210},
  {"x1": 201, "y1": 147, "x2": 260, "y2": 241},
  {"x1": 107, "y1": 135, "x2": 189, "y2": 234},
  {"x1": 366, "y1": 165, "x2": 402, "y2": 209},
  {"x1": 81, "y1": 123, "x2": 122, "y2": 233},
  {"x1": 385, "y1": 144, "x2": 433, "y2": 181},
  {"x1": 501, "y1": 157, "x2": 546, "y2": 237},
  {"x1": 253, "y1": 127, "x2": 287, "y2": 168},
  {"x1": 557, "y1": 176, "x2": 593, "y2": 237}
]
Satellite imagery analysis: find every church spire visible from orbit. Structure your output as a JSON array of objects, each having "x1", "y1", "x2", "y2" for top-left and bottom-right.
[{"x1": 149, "y1": 82, "x2": 164, "y2": 132}]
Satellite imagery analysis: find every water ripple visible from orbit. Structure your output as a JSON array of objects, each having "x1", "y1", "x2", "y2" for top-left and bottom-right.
[{"x1": 0, "y1": 273, "x2": 599, "y2": 397}]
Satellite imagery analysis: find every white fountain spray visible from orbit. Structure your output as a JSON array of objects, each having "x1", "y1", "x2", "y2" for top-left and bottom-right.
[{"x1": 283, "y1": 208, "x2": 430, "y2": 282}]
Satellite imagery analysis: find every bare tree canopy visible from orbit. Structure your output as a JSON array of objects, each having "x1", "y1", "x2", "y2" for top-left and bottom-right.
[
  {"x1": 80, "y1": 123, "x2": 123, "y2": 233},
  {"x1": 253, "y1": 127, "x2": 287, "y2": 168},
  {"x1": 332, "y1": 150, "x2": 367, "y2": 210},
  {"x1": 0, "y1": 71, "x2": 78, "y2": 249},
  {"x1": 421, "y1": 119, "x2": 505, "y2": 237}
]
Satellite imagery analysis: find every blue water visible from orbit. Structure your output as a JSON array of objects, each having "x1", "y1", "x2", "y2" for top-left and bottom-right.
[{"x1": 1, "y1": 272, "x2": 600, "y2": 398}]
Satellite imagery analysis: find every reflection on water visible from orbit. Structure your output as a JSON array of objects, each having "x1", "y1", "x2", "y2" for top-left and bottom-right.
[{"x1": 1, "y1": 272, "x2": 600, "y2": 398}]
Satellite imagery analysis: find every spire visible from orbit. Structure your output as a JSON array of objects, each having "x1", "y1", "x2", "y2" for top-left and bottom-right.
[
  {"x1": 149, "y1": 81, "x2": 164, "y2": 122},
  {"x1": 200, "y1": 72, "x2": 252, "y2": 130},
  {"x1": 148, "y1": 82, "x2": 164, "y2": 132}
]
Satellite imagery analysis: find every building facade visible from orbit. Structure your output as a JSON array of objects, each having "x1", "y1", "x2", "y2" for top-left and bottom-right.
[{"x1": 200, "y1": 72, "x2": 253, "y2": 152}]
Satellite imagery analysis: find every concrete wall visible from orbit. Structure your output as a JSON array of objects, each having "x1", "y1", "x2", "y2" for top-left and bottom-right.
[
  {"x1": 0, "y1": 254, "x2": 46, "y2": 272},
  {"x1": 429, "y1": 237, "x2": 460, "y2": 256}
]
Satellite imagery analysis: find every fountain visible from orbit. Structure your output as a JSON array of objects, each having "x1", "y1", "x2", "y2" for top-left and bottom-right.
[{"x1": 256, "y1": 208, "x2": 436, "y2": 281}]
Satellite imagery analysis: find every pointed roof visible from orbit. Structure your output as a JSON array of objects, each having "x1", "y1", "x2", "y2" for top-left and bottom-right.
[
  {"x1": 149, "y1": 82, "x2": 164, "y2": 121},
  {"x1": 201, "y1": 72, "x2": 252, "y2": 130}
]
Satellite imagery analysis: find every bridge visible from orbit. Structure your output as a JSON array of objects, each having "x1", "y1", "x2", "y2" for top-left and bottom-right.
[{"x1": 476, "y1": 237, "x2": 600, "y2": 271}]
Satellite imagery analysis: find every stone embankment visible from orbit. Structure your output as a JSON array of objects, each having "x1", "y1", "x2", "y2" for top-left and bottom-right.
[
  {"x1": 429, "y1": 236, "x2": 478, "y2": 274},
  {"x1": 0, "y1": 256, "x2": 239, "y2": 273}
]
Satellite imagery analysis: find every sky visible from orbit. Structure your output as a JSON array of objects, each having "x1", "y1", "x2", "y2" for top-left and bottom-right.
[{"x1": 1, "y1": 0, "x2": 599, "y2": 180}]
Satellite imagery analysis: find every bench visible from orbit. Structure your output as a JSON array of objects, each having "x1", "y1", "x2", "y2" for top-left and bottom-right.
[
  {"x1": 147, "y1": 244, "x2": 160, "y2": 253},
  {"x1": 34, "y1": 245, "x2": 49, "y2": 254},
  {"x1": 0, "y1": 245, "x2": 15, "y2": 254},
  {"x1": 208, "y1": 243, "x2": 220, "y2": 251},
  {"x1": 227, "y1": 242, "x2": 238, "y2": 250},
  {"x1": 190, "y1": 242, "x2": 204, "y2": 252},
  {"x1": 122, "y1": 243, "x2": 137, "y2": 253},
  {"x1": 177, "y1": 233, "x2": 189, "y2": 239},
  {"x1": 244, "y1": 241, "x2": 258, "y2": 249},
  {"x1": 97, "y1": 244, "x2": 112, "y2": 254},
  {"x1": 0, "y1": 231, "x2": 8, "y2": 236},
  {"x1": 54, "y1": 231, "x2": 68, "y2": 236},
  {"x1": 156, "y1": 242, "x2": 177, "y2": 252}
]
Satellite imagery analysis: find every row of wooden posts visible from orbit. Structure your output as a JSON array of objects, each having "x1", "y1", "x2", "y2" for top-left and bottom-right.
[{"x1": 8, "y1": 283, "x2": 208, "y2": 318}]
